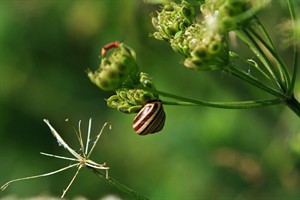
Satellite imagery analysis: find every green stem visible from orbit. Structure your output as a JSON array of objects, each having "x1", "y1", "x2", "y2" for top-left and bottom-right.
[
  {"x1": 287, "y1": 0, "x2": 299, "y2": 94},
  {"x1": 227, "y1": 66, "x2": 284, "y2": 98},
  {"x1": 285, "y1": 94, "x2": 300, "y2": 117},
  {"x1": 253, "y1": 16, "x2": 276, "y2": 52},
  {"x1": 247, "y1": 26, "x2": 291, "y2": 89},
  {"x1": 153, "y1": 89, "x2": 282, "y2": 109},
  {"x1": 229, "y1": 51, "x2": 271, "y2": 80},
  {"x1": 290, "y1": 44, "x2": 299, "y2": 94},
  {"x1": 234, "y1": 30, "x2": 277, "y2": 85},
  {"x1": 242, "y1": 28, "x2": 287, "y2": 92},
  {"x1": 154, "y1": 89, "x2": 300, "y2": 117},
  {"x1": 89, "y1": 167, "x2": 149, "y2": 200}
]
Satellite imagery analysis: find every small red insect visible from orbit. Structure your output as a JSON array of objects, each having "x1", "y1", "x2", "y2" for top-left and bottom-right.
[{"x1": 101, "y1": 41, "x2": 120, "y2": 56}]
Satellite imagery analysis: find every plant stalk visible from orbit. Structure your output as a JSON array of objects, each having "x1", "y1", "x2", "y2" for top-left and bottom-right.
[
  {"x1": 88, "y1": 167, "x2": 150, "y2": 200},
  {"x1": 152, "y1": 89, "x2": 282, "y2": 109},
  {"x1": 285, "y1": 94, "x2": 300, "y2": 117}
]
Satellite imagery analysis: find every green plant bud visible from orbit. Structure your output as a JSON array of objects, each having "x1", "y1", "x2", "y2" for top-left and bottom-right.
[
  {"x1": 139, "y1": 72, "x2": 157, "y2": 89},
  {"x1": 172, "y1": 22, "x2": 180, "y2": 33},
  {"x1": 156, "y1": 26, "x2": 172, "y2": 41},
  {"x1": 151, "y1": 17, "x2": 159, "y2": 29},
  {"x1": 203, "y1": 0, "x2": 269, "y2": 32},
  {"x1": 208, "y1": 40, "x2": 222, "y2": 54},
  {"x1": 179, "y1": 20, "x2": 190, "y2": 31},
  {"x1": 180, "y1": 3, "x2": 195, "y2": 22},
  {"x1": 127, "y1": 105, "x2": 144, "y2": 113},
  {"x1": 121, "y1": 88, "x2": 157, "y2": 105},
  {"x1": 163, "y1": 4, "x2": 174, "y2": 12},
  {"x1": 106, "y1": 95, "x2": 122, "y2": 108},
  {"x1": 117, "y1": 104, "x2": 133, "y2": 113},
  {"x1": 171, "y1": 43, "x2": 185, "y2": 55},
  {"x1": 191, "y1": 46, "x2": 209, "y2": 59},
  {"x1": 170, "y1": 11, "x2": 178, "y2": 19},
  {"x1": 110, "y1": 62, "x2": 126, "y2": 75},
  {"x1": 87, "y1": 70, "x2": 119, "y2": 91},
  {"x1": 117, "y1": 90, "x2": 130, "y2": 101},
  {"x1": 88, "y1": 43, "x2": 140, "y2": 91},
  {"x1": 174, "y1": 30, "x2": 183, "y2": 39},
  {"x1": 183, "y1": 57, "x2": 202, "y2": 70},
  {"x1": 119, "y1": 90, "x2": 146, "y2": 105},
  {"x1": 151, "y1": 1, "x2": 195, "y2": 41},
  {"x1": 88, "y1": 70, "x2": 117, "y2": 91},
  {"x1": 183, "y1": 36, "x2": 229, "y2": 71},
  {"x1": 184, "y1": 56, "x2": 221, "y2": 71},
  {"x1": 188, "y1": 38, "x2": 201, "y2": 49},
  {"x1": 119, "y1": 44, "x2": 137, "y2": 59},
  {"x1": 152, "y1": 32, "x2": 165, "y2": 41},
  {"x1": 106, "y1": 86, "x2": 158, "y2": 114},
  {"x1": 89, "y1": 42, "x2": 163, "y2": 115},
  {"x1": 163, "y1": 27, "x2": 177, "y2": 37},
  {"x1": 106, "y1": 95, "x2": 143, "y2": 114},
  {"x1": 100, "y1": 57, "x2": 110, "y2": 66},
  {"x1": 132, "y1": 89, "x2": 157, "y2": 104}
]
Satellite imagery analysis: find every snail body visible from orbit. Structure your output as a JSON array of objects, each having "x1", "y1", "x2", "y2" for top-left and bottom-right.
[{"x1": 133, "y1": 100, "x2": 166, "y2": 135}]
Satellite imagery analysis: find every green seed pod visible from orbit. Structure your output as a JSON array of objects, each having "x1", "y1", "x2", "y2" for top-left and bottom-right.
[
  {"x1": 180, "y1": 3, "x2": 195, "y2": 22},
  {"x1": 152, "y1": 32, "x2": 165, "y2": 41},
  {"x1": 106, "y1": 94, "x2": 143, "y2": 114},
  {"x1": 164, "y1": 27, "x2": 177, "y2": 37},
  {"x1": 106, "y1": 95, "x2": 122, "y2": 109},
  {"x1": 174, "y1": 30, "x2": 183, "y2": 39},
  {"x1": 90, "y1": 42, "x2": 163, "y2": 116},
  {"x1": 208, "y1": 41, "x2": 222, "y2": 54},
  {"x1": 129, "y1": 89, "x2": 153, "y2": 105},
  {"x1": 88, "y1": 42, "x2": 139, "y2": 91},
  {"x1": 87, "y1": 70, "x2": 118, "y2": 91},
  {"x1": 163, "y1": 4, "x2": 174, "y2": 12},
  {"x1": 106, "y1": 86, "x2": 158, "y2": 114},
  {"x1": 151, "y1": 17, "x2": 159, "y2": 29},
  {"x1": 184, "y1": 56, "x2": 218, "y2": 71},
  {"x1": 191, "y1": 47, "x2": 209, "y2": 59},
  {"x1": 171, "y1": 43, "x2": 185, "y2": 55},
  {"x1": 139, "y1": 72, "x2": 157, "y2": 89},
  {"x1": 127, "y1": 105, "x2": 144, "y2": 113},
  {"x1": 151, "y1": 1, "x2": 195, "y2": 41},
  {"x1": 120, "y1": 44, "x2": 137, "y2": 59},
  {"x1": 172, "y1": 22, "x2": 180, "y2": 33},
  {"x1": 179, "y1": 19, "x2": 190, "y2": 31},
  {"x1": 183, "y1": 57, "x2": 201, "y2": 70},
  {"x1": 133, "y1": 89, "x2": 157, "y2": 104}
]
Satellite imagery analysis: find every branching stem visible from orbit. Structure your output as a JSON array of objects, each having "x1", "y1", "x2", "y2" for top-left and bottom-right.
[{"x1": 89, "y1": 167, "x2": 149, "y2": 200}]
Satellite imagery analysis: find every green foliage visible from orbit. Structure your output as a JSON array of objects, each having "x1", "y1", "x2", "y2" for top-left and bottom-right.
[{"x1": 0, "y1": 0, "x2": 299, "y2": 200}]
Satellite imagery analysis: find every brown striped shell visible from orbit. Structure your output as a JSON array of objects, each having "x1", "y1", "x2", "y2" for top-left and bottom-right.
[{"x1": 132, "y1": 100, "x2": 166, "y2": 135}]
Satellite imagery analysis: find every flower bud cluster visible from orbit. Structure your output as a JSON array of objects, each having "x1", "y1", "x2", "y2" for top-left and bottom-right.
[
  {"x1": 107, "y1": 72, "x2": 159, "y2": 113},
  {"x1": 201, "y1": 0, "x2": 253, "y2": 32},
  {"x1": 88, "y1": 43, "x2": 139, "y2": 91},
  {"x1": 171, "y1": 23, "x2": 229, "y2": 70},
  {"x1": 151, "y1": 0, "x2": 266, "y2": 70},
  {"x1": 152, "y1": 1, "x2": 195, "y2": 41},
  {"x1": 88, "y1": 42, "x2": 159, "y2": 114}
]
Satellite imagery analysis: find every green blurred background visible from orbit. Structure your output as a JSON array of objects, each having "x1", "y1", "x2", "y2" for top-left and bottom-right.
[{"x1": 1, "y1": 0, "x2": 300, "y2": 199}]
